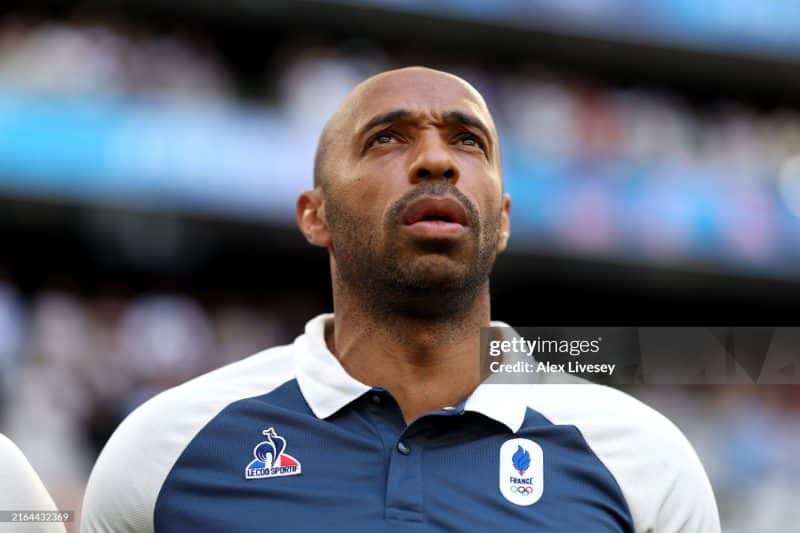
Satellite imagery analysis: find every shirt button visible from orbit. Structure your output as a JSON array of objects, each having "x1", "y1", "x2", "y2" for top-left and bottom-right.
[
  {"x1": 396, "y1": 441, "x2": 411, "y2": 455},
  {"x1": 371, "y1": 394, "x2": 382, "y2": 405}
]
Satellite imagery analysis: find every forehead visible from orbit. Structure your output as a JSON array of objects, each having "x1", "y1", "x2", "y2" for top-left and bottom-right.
[{"x1": 348, "y1": 71, "x2": 494, "y2": 133}]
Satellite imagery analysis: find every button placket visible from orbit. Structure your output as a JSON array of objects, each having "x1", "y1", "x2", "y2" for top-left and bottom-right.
[{"x1": 385, "y1": 434, "x2": 425, "y2": 522}]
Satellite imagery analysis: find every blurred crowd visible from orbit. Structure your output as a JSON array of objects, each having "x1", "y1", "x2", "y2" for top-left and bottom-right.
[
  {"x1": 0, "y1": 15, "x2": 233, "y2": 101},
  {"x1": 3, "y1": 14, "x2": 800, "y2": 181},
  {"x1": 0, "y1": 12, "x2": 799, "y2": 533},
  {"x1": 633, "y1": 386, "x2": 800, "y2": 533},
  {"x1": 2, "y1": 15, "x2": 800, "y2": 273}
]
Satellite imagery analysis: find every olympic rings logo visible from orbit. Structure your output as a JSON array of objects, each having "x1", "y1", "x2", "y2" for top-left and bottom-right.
[{"x1": 510, "y1": 485, "x2": 534, "y2": 494}]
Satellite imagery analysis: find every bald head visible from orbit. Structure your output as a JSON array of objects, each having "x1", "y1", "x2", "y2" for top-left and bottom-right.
[
  {"x1": 313, "y1": 66, "x2": 498, "y2": 189},
  {"x1": 297, "y1": 65, "x2": 511, "y2": 319}
]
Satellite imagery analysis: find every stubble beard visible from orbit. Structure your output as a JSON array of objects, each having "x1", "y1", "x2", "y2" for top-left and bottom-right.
[{"x1": 326, "y1": 186, "x2": 502, "y2": 321}]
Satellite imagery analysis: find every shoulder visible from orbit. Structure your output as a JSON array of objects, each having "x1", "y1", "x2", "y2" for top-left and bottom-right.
[
  {"x1": 0, "y1": 434, "x2": 52, "y2": 501},
  {"x1": 0, "y1": 433, "x2": 23, "y2": 466},
  {"x1": 0, "y1": 434, "x2": 64, "y2": 533},
  {"x1": 0, "y1": 434, "x2": 44, "y2": 490},
  {"x1": 81, "y1": 343, "x2": 297, "y2": 533},
  {"x1": 526, "y1": 382, "x2": 684, "y2": 434},
  {"x1": 525, "y1": 384, "x2": 721, "y2": 533}
]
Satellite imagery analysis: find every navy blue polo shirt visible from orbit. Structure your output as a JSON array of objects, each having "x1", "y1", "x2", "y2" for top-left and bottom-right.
[{"x1": 81, "y1": 314, "x2": 720, "y2": 533}]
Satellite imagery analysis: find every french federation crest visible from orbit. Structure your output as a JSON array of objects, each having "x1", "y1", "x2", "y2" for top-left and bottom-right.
[{"x1": 245, "y1": 427, "x2": 302, "y2": 480}]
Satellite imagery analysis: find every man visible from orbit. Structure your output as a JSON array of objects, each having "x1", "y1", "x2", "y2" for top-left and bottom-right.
[
  {"x1": 81, "y1": 67, "x2": 720, "y2": 532},
  {"x1": 0, "y1": 434, "x2": 66, "y2": 533}
]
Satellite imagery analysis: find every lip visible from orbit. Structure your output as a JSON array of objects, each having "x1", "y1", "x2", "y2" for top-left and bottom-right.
[
  {"x1": 402, "y1": 196, "x2": 469, "y2": 226},
  {"x1": 402, "y1": 219, "x2": 468, "y2": 239},
  {"x1": 401, "y1": 196, "x2": 469, "y2": 240}
]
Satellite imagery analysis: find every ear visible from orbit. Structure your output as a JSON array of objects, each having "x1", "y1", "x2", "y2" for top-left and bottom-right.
[
  {"x1": 296, "y1": 188, "x2": 331, "y2": 248},
  {"x1": 496, "y1": 193, "x2": 511, "y2": 253}
]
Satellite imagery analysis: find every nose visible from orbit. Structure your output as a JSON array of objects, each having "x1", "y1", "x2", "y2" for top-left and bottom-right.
[{"x1": 408, "y1": 131, "x2": 460, "y2": 185}]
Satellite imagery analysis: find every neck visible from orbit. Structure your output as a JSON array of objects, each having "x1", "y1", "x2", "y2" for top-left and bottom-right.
[{"x1": 327, "y1": 279, "x2": 491, "y2": 425}]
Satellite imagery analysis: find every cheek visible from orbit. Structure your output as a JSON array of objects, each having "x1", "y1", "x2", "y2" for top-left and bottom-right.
[
  {"x1": 463, "y1": 175, "x2": 503, "y2": 222},
  {"x1": 329, "y1": 187, "x2": 390, "y2": 244},
  {"x1": 350, "y1": 163, "x2": 407, "y2": 221}
]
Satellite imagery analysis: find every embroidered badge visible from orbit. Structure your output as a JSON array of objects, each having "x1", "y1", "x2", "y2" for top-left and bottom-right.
[
  {"x1": 245, "y1": 427, "x2": 302, "y2": 479},
  {"x1": 499, "y1": 438, "x2": 544, "y2": 505}
]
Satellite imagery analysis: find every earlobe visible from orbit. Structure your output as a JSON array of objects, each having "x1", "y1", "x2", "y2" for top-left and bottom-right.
[
  {"x1": 497, "y1": 231, "x2": 510, "y2": 252},
  {"x1": 296, "y1": 189, "x2": 331, "y2": 248},
  {"x1": 497, "y1": 193, "x2": 511, "y2": 253}
]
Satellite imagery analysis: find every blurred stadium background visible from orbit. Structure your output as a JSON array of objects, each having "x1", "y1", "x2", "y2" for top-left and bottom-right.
[{"x1": 0, "y1": 1, "x2": 799, "y2": 531}]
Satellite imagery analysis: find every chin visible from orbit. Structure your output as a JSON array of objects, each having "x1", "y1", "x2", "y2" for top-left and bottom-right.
[{"x1": 397, "y1": 255, "x2": 473, "y2": 290}]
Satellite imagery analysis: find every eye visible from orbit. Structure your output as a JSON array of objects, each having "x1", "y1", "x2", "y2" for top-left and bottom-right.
[
  {"x1": 457, "y1": 133, "x2": 485, "y2": 150},
  {"x1": 368, "y1": 131, "x2": 398, "y2": 147}
]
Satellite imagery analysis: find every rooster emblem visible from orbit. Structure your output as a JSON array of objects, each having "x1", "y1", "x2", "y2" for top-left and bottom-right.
[
  {"x1": 254, "y1": 427, "x2": 286, "y2": 468},
  {"x1": 245, "y1": 426, "x2": 302, "y2": 479}
]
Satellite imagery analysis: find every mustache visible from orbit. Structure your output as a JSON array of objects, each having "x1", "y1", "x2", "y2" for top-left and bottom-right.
[{"x1": 386, "y1": 182, "x2": 480, "y2": 227}]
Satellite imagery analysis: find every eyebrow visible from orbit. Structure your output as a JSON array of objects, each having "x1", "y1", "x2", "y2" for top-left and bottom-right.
[
  {"x1": 357, "y1": 108, "x2": 494, "y2": 146},
  {"x1": 358, "y1": 109, "x2": 412, "y2": 138},
  {"x1": 443, "y1": 111, "x2": 493, "y2": 146}
]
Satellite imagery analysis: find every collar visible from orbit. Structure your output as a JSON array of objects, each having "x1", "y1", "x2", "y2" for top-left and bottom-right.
[{"x1": 294, "y1": 313, "x2": 528, "y2": 433}]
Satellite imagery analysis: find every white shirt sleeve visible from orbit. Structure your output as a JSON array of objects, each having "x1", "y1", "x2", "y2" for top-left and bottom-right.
[
  {"x1": 81, "y1": 345, "x2": 297, "y2": 533},
  {"x1": 525, "y1": 385, "x2": 721, "y2": 533},
  {"x1": 645, "y1": 427, "x2": 720, "y2": 533},
  {"x1": 0, "y1": 434, "x2": 66, "y2": 533}
]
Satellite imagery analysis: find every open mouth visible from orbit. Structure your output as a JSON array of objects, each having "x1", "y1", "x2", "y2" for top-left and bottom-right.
[
  {"x1": 401, "y1": 196, "x2": 469, "y2": 239},
  {"x1": 402, "y1": 196, "x2": 468, "y2": 226}
]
